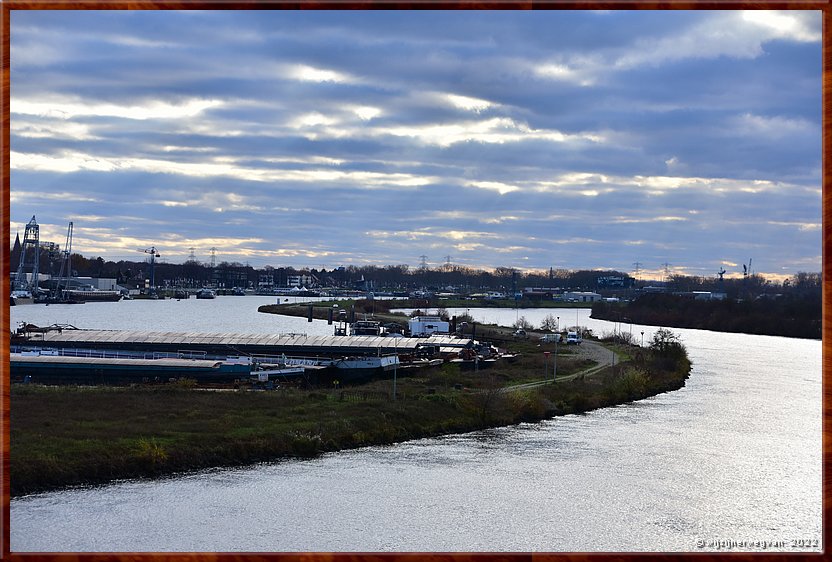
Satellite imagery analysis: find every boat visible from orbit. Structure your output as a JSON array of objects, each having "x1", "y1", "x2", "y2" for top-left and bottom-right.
[
  {"x1": 10, "y1": 352, "x2": 251, "y2": 385},
  {"x1": 10, "y1": 290, "x2": 34, "y2": 306},
  {"x1": 332, "y1": 355, "x2": 400, "y2": 379},
  {"x1": 350, "y1": 320, "x2": 382, "y2": 336},
  {"x1": 196, "y1": 288, "x2": 216, "y2": 299},
  {"x1": 64, "y1": 289, "x2": 122, "y2": 303}
]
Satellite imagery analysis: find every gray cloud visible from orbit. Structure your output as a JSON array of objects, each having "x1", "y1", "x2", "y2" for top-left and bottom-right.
[{"x1": 10, "y1": 10, "x2": 821, "y2": 279}]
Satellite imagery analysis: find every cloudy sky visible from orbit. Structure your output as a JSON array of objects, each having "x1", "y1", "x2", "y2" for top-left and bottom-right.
[{"x1": 9, "y1": 9, "x2": 821, "y2": 280}]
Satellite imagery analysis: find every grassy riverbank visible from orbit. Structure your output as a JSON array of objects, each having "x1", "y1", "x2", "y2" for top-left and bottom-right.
[
  {"x1": 11, "y1": 332, "x2": 690, "y2": 497},
  {"x1": 592, "y1": 294, "x2": 821, "y2": 339}
]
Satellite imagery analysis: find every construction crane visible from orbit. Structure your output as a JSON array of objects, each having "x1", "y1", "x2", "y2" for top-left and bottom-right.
[
  {"x1": 53, "y1": 222, "x2": 74, "y2": 300},
  {"x1": 140, "y1": 246, "x2": 161, "y2": 289},
  {"x1": 13, "y1": 216, "x2": 40, "y2": 294}
]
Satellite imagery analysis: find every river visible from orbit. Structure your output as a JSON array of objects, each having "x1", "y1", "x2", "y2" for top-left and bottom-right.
[{"x1": 9, "y1": 299, "x2": 822, "y2": 552}]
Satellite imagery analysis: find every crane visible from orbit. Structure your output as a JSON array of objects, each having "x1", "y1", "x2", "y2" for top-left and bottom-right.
[{"x1": 53, "y1": 222, "x2": 74, "y2": 300}]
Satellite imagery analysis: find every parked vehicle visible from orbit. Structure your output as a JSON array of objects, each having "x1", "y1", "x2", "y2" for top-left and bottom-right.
[
  {"x1": 512, "y1": 329, "x2": 528, "y2": 339},
  {"x1": 566, "y1": 331, "x2": 582, "y2": 345},
  {"x1": 540, "y1": 333, "x2": 561, "y2": 343}
]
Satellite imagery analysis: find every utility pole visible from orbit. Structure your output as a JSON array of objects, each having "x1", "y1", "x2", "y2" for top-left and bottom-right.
[{"x1": 661, "y1": 262, "x2": 671, "y2": 284}]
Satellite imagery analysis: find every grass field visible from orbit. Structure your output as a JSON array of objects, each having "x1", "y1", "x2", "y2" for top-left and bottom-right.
[{"x1": 11, "y1": 334, "x2": 690, "y2": 496}]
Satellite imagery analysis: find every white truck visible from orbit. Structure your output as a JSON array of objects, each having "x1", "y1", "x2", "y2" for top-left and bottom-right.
[{"x1": 566, "y1": 331, "x2": 582, "y2": 345}]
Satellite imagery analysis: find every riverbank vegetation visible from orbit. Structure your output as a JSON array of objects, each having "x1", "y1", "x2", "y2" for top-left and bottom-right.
[
  {"x1": 592, "y1": 291, "x2": 821, "y2": 339},
  {"x1": 11, "y1": 331, "x2": 690, "y2": 497}
]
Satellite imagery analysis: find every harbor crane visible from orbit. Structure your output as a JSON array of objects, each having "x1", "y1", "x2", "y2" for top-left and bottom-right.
[
  {"x1": 140, "y1": 246, "x2": 161, "y2": 289},
  {"x1": 52, "y1": 222, "x2": 74, "y2": 300},
  {"x1": 13, "y1": 216, "x2": 40, "y2": 294}
]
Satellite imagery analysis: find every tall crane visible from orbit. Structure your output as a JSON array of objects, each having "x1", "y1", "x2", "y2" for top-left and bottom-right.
[
  {"x1": 13, "y1": 216, "x2": 40, "y2": 294},
  {"x1": 53, "y1": 222, "x2": 74, "y2": 300},
  {"x1": 140, "y1": 246, "x2": 161, "y2": 289}
]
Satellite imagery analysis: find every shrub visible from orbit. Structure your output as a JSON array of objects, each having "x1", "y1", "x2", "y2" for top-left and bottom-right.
[
  {"x1": 135, "y1": 438, "x2": 168, "y2": 472},
  {"x1": 513, "y1": 316, "x2": 534, "y2": 330},
  {"x1": 539, "y1": 314, "x2": 560, "y2": 331}
]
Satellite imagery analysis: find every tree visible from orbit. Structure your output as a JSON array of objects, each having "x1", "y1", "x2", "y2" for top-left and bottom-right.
[
  {"x1": 648, "y1": 328, "x2": 687, "y2": 370},
  {"x1": 539, "y1": 313, "x2": 560, "y2": 331},
  {"x1": 513, "y1": 316, "x2": 533, "y2": 330}
]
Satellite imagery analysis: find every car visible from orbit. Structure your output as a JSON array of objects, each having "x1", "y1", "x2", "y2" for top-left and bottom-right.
[
  {"x1": 540, "y1": 333, "x2": 561, "y2": 343},
  {"x1": 513, "y1": 329, "x2": 528, "y2": 339}
]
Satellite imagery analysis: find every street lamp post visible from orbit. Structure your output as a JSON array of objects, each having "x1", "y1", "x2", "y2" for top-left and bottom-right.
[
  {"x1": 554, "y1": 315, "x2": 559, "y2": 382},
  {"x1": 392, "y1": 340, "x2": 398, "y2": 401},
  {"x1": 554, "y1": 336, "x2": 558, "y2": 381}
]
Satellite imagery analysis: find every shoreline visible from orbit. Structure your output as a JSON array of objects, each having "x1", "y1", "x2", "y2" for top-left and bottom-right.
[{"x1": 11, "y1": 310, "x2": 691, "y2": 497}]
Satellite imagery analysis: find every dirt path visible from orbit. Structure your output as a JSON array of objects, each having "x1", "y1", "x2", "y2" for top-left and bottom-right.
[{"x1": 502, "y1": 340, "x2": 618, "y2": 392}]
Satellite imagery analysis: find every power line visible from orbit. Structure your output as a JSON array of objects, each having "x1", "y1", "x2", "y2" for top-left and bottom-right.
[{"x1": 661, "y1": 262, "x2": 671, "y2": 283}]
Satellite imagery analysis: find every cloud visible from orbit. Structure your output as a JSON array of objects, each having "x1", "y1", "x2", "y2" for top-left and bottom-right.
[
  {"x1": 12, "y1": 97, "x2": 223, "y2": 121},
  {"x1": 8, "y1": 10, "x2": 821, "y2": 276}
]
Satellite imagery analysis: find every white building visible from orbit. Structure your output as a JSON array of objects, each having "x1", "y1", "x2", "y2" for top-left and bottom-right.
[
  {"x1": 287, "y1": 273, "x2": 317, "y2": 287},
  {"x1": 563, "y1": 291, "x2": 602, "y2": 302},
  {"x1": 408, "y1": 316, "x2": 450, "y2": 337}
]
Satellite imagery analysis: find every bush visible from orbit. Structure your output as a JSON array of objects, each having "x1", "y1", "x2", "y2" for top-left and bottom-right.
[
  {"x1": 611, "y1": 367, "x2": 650, "y2": 401},
  {"x1": 513, "y1": 316, "x2": 534, "y2": 330},
  {"x1": 539, "y1": 314, "x2": 560, "y2": 331}
]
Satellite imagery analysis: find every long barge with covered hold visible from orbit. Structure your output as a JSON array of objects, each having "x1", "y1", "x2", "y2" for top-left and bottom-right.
[{"x1": 11, "y1": 324, "x2": 475, "y2": 385}]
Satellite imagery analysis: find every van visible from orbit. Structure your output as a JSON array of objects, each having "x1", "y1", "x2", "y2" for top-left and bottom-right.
[{"x1": 566, "y1": 331, "x2": 582, "y2": 345}]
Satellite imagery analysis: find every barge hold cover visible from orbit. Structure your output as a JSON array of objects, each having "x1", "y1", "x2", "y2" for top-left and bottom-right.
[{"x1": 28, "y1": 330, "x2": 470, "y2": 356}]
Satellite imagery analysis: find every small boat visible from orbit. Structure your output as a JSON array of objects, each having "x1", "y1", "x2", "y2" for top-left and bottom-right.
[
  {"x1": 196, "y1": 288, "x2": 216, "y2": 299},
  {"x1": 332, "y1": 355, "x2": 400, "y2": 378},
  {"x1": 350, "y1": 320, "x2": 382, "y2": 336}
]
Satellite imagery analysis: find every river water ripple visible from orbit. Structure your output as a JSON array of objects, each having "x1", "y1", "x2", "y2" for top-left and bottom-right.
[{"x1": 9, "y1": 299, "x2": 822, "y2": 552}]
